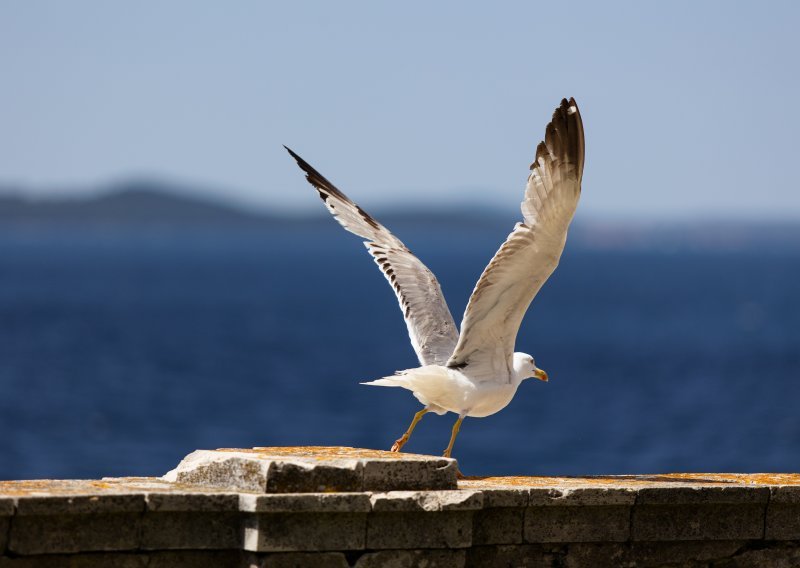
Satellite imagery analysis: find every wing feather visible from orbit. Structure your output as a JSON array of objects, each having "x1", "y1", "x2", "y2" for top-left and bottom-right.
[
  {"x1": 446, "y1": 98, "x2": 584, "y2": 382},
  {"x1": 285, "y1": 147, "x2": 459, "y2": 366}
]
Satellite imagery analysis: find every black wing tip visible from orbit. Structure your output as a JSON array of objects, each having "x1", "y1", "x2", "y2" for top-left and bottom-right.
[
  {"x1": 283, "y1": 145, "x2": 311, "y2": 170},
  {"x1": 554, "y1": 97, "x2": 581, "y2": 120},
  {"x1": 283, "y1": 145, "x2": 338, "y2": 192},
  {"x1": 530, "y1": 98, "x2": 584, "y2": 174}
]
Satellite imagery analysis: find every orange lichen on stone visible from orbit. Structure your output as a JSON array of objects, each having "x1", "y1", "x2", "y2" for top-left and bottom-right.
[
  {"x1": 2, "y1": 447, "x2": 799, "y2": 499},
  {"x1": 0, "y1": 477, "x2": 236, "y2": 497},
  {"x1": 460, "y1": 472, "x2": 800, "y2": 490},
  {"x1": 216, "y1": 446, "x2": 432, "y2": 461}
]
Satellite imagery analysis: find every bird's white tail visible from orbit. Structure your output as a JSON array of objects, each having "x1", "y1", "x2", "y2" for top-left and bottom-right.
[
  {"x1": 361, "y1": 377, "x2": 404, "y2": 387},
  {"x1": 362, "y1": 366, "x2": 461, "y2": 415}
]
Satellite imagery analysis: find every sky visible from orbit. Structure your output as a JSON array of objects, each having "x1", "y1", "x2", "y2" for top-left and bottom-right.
[{"x1": 1, "y1": 1, "x2": 799, "y2": 219}]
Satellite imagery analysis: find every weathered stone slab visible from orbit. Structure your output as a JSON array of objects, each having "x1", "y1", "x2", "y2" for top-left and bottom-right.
[
  {"x1": 15, "y1": 493, "x2": 145, "y2": 515},
  {"x1": 475, "y1": 487, "x2": 529, "y2": 508},
  {"x1": 9, "y1": 513, "x2": 141, "y2": 554},
  {"x1": 355, "y1": 549, "x2": 466, "y2": 567},
  {"x1": 370, "y1": 490, "x2": 483, "y2": 512},
  {"x1": 145, "y1": 492, "x2": 239, "y2": 512},
  {"x1": 632, "y1": 504, "x2": 765, "y2": 541},
  {"x1": 528, "y1": 487, "x2": 637, "y2": 507},
  {"x1": 164, "y1": 447, "x2": 457, "y2": 493},
  {"x1": 244, "y1": 551, "x2": 349, "y2": 568},
  {"x1": 1, "y1": 463, "x2": 799, "y2": 564},
  {"x1": 636, "y1": 485, "x2": 770, "y2": 505},
  {"x1": 240, "y1": 492, "x2": 371, "y2": 513},
  {"x1": 141, "y1": 511, "x2": 242, "y2": 550},
  {"x1": 465, "y1": 544, "x2": 559, "y2": 568},
  {"x1": 361, "y1": 459, "x2": 457, "y2": 491},
  {"x1": 367, "y1": 511, "x2": 473, "y2": 549},
  {"x1": 243, "y1": 512, "x2": 366, "y2": 552},
  {"x1": 525, "y1": 505, "x2": 631, "y2": 543}
]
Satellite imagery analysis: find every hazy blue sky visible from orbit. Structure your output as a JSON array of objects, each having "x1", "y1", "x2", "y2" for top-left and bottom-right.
[{"x1": 1, "y1": 1, "x2": 798, "y2": 219}]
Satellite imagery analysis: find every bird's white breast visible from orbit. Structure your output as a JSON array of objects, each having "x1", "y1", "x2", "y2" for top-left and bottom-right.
[{"x1": 462, "y1": 381, "x2": 520, "y2": 418}]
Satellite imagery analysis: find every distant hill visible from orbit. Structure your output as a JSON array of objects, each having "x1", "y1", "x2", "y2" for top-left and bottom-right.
[
  {"x1": 0, "y1": 181, "x2": 270, "y2": 226},
  {"x1": 0, "y1": 180, "x2": 511, "y2": 230},
  {"x1": 1, "y1": 180, "x2": 799, "y2": 251}
]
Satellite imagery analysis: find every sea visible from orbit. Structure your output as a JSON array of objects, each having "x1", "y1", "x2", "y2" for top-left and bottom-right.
[{"x1": 1, "y1": 224, "x2": 799, "y2": 480}]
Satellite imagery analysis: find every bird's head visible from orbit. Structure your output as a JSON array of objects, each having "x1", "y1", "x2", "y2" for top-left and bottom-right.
[{"x1": 513, "y1": 352, "x2": 549, "y2": 383}]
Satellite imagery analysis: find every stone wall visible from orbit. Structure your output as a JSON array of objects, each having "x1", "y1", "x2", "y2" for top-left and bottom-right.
[{"x1": 0, "y1": 448, "x2": 798, "y2": 567}]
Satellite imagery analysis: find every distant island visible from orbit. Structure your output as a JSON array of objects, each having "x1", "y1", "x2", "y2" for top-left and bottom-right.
[
  {"x1": 0, "y1": 180, "x2": 269, "y2": 226},
  {"x1": 1, "y1": 180, "x2": 799, "y2": 251}
]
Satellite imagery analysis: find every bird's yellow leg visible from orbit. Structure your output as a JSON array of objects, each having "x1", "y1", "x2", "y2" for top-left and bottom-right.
[
  {"x1": 390, "y1": 408, "x2": 428, "y2": 453},
  {"x1": 442, "y1": 415, "x2": 465, "y2": 458}
]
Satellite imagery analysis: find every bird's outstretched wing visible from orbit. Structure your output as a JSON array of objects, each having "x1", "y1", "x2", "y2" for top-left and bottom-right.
[
  {"x1": 446, "y1": 98, "x2": 585, "y2": 382},
  {"x1": 285, "y1": 146, "x2": 459, "y2": 366}
]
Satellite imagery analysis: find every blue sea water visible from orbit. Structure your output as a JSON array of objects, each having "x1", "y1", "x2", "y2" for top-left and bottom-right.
[{"x1": 0, "y1": 225, "x2": 799, "y2": 480}]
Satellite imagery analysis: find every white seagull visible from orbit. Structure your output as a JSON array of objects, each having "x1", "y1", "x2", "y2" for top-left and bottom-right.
[{"x1": 285, "y1": 97, "x2": 584, "y2": 462}]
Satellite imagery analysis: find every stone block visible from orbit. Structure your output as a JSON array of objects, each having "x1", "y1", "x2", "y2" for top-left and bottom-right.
[
  {"x1": 465, "y1": 544, "x2": 559, "y2": 568},
  {"x1": 524, "y1": 505, "x2": 630, "y2": 543},
  {"x1": 765, "y1": 503, "x2": 800, "y2": 540},
  {"x1": 765, "y1": 485, "x2": 800, "y2": 540},
  {"x1": 14, "y1": 494, "x2": 145, "y2": 515},
  {"x1": 9, "y1": 513, "x2": 140, "y2": 555},
  {"x1": 361, "y1": 458, "x2": 458, "y2": 491},
  {"x1": 564, "y1": 541, "x2": 746, "y2": 568},
  {"x1": 635, "y1": 485, "x2": 769, "y2": 505},
  {"x1": 164, "y1": 447, "x2": 457, "y2": 493},
  {"x1": 367, "y1": 511, "x2": 473, "y2": 549},
  {"x1": 141, "y1": 511, "x2": 242, "y2": 549},
  {"x1": 146, "y1": 491, "x2": 239, "y2": 512},
  {"x1": 476, "y1": 487, "x2": 529, "y2": 508},
  {"x1": 770, "y1": 484, "x2": 800, "y2": 504},
  {"x1": 263, "y1": 461, "x2": 363, "y2": 494},
  {"x1": 165, "y1": 450, "x2": 361, "y2": 493},
  {"x1": 240, "y1": 492, "x2": 371, "y2": 513},
  {"x1": 244, "y1": 552, "x2": 350, "y2": 568},
  {"x1": 632, "y1": 504, "x2": 765, "y2": 541},
  {"x1": 0, "y1": 499, "x2": 13, "y2": 516},
  {"x1": 370, "y1": 490, "x2": 483, "y2": 512},
  {"x1": 528, "y1": 486, "x2": 636, "y2": 507},
  {"x1": 472, "y1": 507, "x2": 525, "y2": 545},
  {"x1": 243, "y1": 512, "x2": 366, "y2": 552},
  {"x1": 355, "y1": 549, "x2": 466, "y2": 567}
]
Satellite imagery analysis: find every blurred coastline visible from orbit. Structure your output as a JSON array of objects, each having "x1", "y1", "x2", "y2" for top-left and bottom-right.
[{"x1": 3, "y1": 181, "x2": 800, "y2": 253}]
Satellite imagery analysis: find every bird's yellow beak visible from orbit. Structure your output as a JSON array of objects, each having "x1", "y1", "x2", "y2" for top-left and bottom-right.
[{"x1": 534, "y1": 368, "x2": 549, "y2": 382}]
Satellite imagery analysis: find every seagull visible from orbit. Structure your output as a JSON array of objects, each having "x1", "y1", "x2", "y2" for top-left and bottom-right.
[{"x1": 285, "y1": 97, "x2": 584, "y2": 463}]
